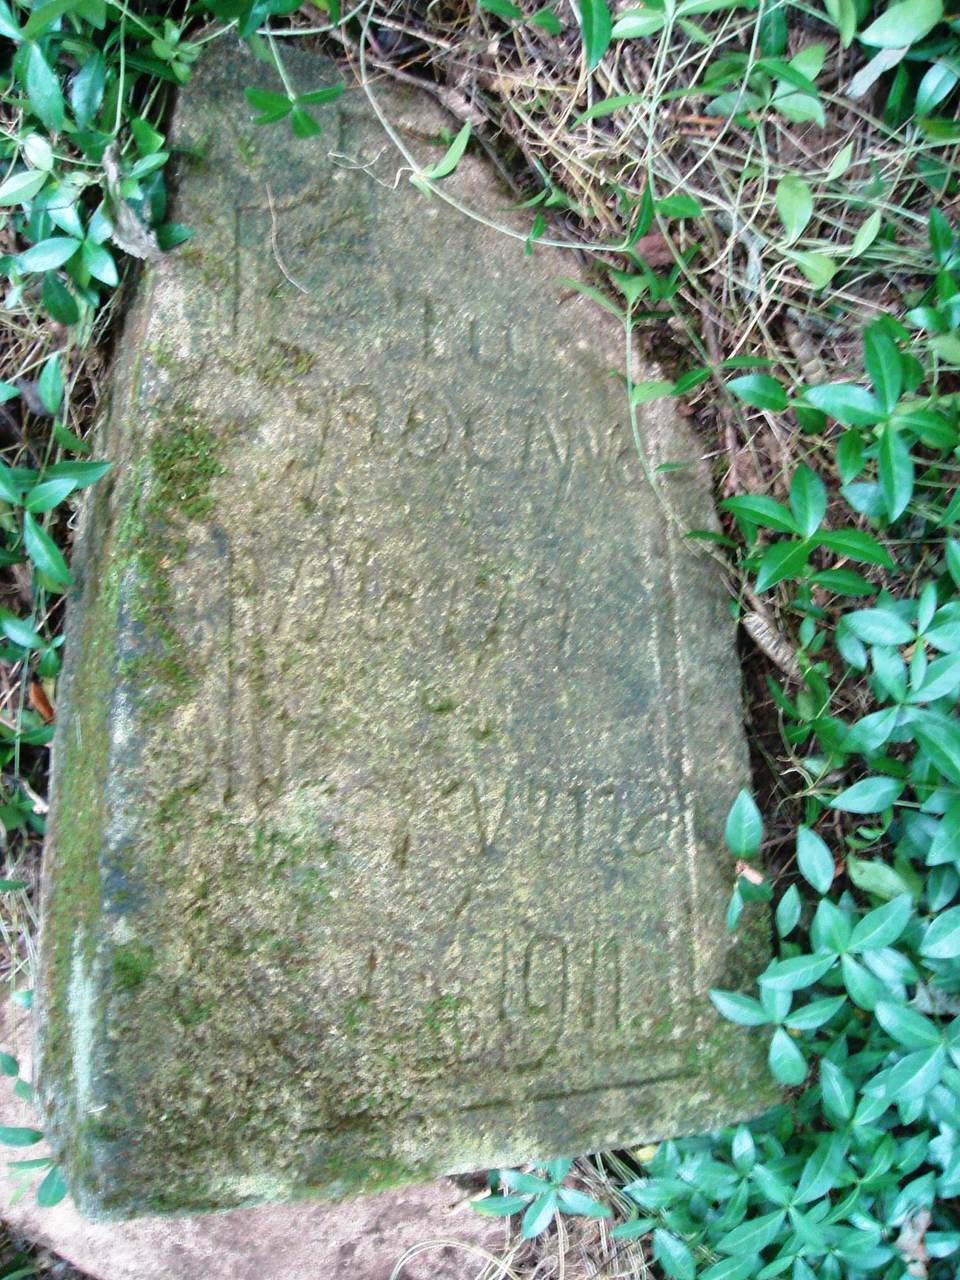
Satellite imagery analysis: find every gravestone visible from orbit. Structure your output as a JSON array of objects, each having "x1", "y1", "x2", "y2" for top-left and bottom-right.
[{"x1": 36, "y1": 41, "x2": 772, "y2": 1219}]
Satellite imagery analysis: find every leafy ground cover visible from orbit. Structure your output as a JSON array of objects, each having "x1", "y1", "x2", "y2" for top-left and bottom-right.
[{"x1": 1, "y1": 0, "x2": 959, "y2": 1276}]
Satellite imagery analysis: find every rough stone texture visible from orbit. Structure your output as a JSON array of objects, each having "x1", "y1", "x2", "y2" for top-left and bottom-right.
[
  {"x1": 2, "y1": 1008, "x2": 506, "y2": 1280},
  {"x1": 36, "y1": 40, "x2": 773, "y2": 1218}
]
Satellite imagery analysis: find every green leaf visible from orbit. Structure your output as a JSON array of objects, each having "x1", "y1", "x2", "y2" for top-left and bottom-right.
[
  {"x1": 421, "y1": 123, "x2": 470, "y2": 182},
  {"x1": 81, "y1": 239, "x2": 118, "y2": 286},
  {"x1": 759, "y1": 951, "x2": 837, "y2": 991},
  {"x1": 500, "y1": 1169, "x2": 553, "y2": 1193},
  {"x1": 831, "y1": 775, "x2": 903, "y2": 813},
  {"x1": 826, "y1": 141, "x2": 854, "y2": 179},
  {"x1": 849, "y1": 894, "x2": 912, "y2": 951},
  {"x1": 915, "y1": 717, "x2": 960, "y2": 786},
  {"x1": 700, "y1": 1259, "x2": 756, "y2": 1280},
  {"x1": 573, "y1": 93, "x2": 647, "y2": 125},
  {"x1": 721, "y1": 495, "x2": 798, "y2": 533},
  {"x1": 843, "y1": 607, "x2": 913, "y2": 645},
  {"x1": 25, "y1": 42, "x2": 65, "y2": 133},
  {"x1": 653, "y1": 1228, "x2": 695, "y2": 1280},
  {"x1": 847, "y1": 855, "x2": 913, "y2": 900},
  {"x1": 611, "y1": 8, "x2": 665, "y2": 36},
  {"x1": 789, "y1": 465, "x2": 826, "y2": 537},
  {"x1": 784, "y1": 994, "x2": 846, "y2": 1029},
  {"x1": 36, "y1": 1163, "x2": 68, "y2": 1207},
  {"x1": 16, "y1": 236, "x2": 81, "y2": 273},
  {"x1": 557, "y1": 1187, "x2": 612, "y2": 1217},
  {"x1": 0, "y1": 1052, "x2": 17, "y2": 1075},
  {"x1": 755, "y1": 539, "x2": 811, "y2": 592},
  {"x1": 709, "y1": 989, "x2": 770, "y2": 1025},
  {"x1": 479, "y1": 0, "x2": 524, "y2": 17},
  {"x1": 788, "y1": 251, "x2": 835, "y2": 290},
  {"x1": 819, "y1": 1060, "x2": 855, "y2": 1121},
  {"x1": 803, "y1": 384, "x2": 884, "y2": 426},
  {"x1": 245, "y1": 87, "x2": 290, "y2": 114},
  {"x1": 724, "y1": 789, "x2": 762, "y2": 857},
  {"x1": 864, "y1": 328, "x2": 903, "y2": 412},
  {"x1": 769, "y1": 1025, "x2": 807, "y2": 1084},
  {"x1": 776, "y1": 884, "x2": 801, "y2": 936},
  {"x1": 870, "y1": 1046, "x2": 946, "y2": 1099},
  {"x1": 849, "y1": 210, "x2": 882, "y2": 259},
  {"x1": 0, "y1": 1126, "x2": 43, "y2": 1146},
  {"x1": 472, "y1": 1193, "x2": 530, "y2": 1216},
  {"x1": 0, "y1": 168, "x2": 47, "y2": 206},
  {"x1": 728, "y1": 374, "x2": 788, "y2": 412},
  {"x1": 298, "y1": 88, "x2": 344, "y2": 110},
  {"x1": 579, "y1": 0, "x2": 612, "y2": 69},
  {"x1": 37, "y1": 352, "x2": 62, "y2": 416},
  {"x1": 531, "y1": 7, "x2": 563, "y2": 33},
  {"x1": 921, "y1": 904, "x2": 960, "y2": 958},
  {"x1": 824, "y1": 0, "x2": 857, "y2": 44},
  {"x1": 70, "y1": 49, "x2": 105, "y2": 128},
  {"x1": 24, "y1": 477, "x2": 77, "y2": 513},
  {"x1": 797, "y1": 826, "x2": 834, "y2": 894},
  {"x1": 875, "y1": 1000, "x2": 942, "y2": 1049},
  {"x1": 631, "y1": 380, "x2": 675, "y2": 405},
  {"x1": 816, "y1": 529, "x2": 895, "y2": 568},
  {"x1": 860, "y1": 0, "x2": 943, "y2": 47},
  {"x1": 23, "y1": 512, "x2": 73, "y2": 588},
  {"x1": 522, "y1": 1190, "x2": 557, "y2": 1238},
  {"x1": 878, "y1": 425, "x2": 914, "y2": 521},
  {"x1": 718, "y1": 1210, "x2": 786, "y2": 1256},
  {"x1": 289, "y1": 106, "x2": 321, "y2": 139},
  {"x1": 776, "y1": 175, "x2": 813, "y2": 245},
  {"x1": 45, "y1": 459, "x2": 111, "y2": 488},
  {"x1": 916, "y1": 60, "x2": 959, "y2": 116}
]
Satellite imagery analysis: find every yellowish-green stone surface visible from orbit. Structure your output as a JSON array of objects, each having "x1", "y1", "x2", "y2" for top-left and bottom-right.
[{"x1": 36, "y1": 42, "x2": 773, "y2": 1218}]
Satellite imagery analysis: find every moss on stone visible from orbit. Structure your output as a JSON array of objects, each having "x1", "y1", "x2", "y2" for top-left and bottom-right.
[{"x1": 112, "y1": 941, "x2": 156, "y2": 992}]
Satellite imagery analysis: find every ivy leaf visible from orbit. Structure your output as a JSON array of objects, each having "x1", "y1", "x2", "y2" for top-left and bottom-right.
[{"x1": 579, "y1": 0, "x2": 612, "y2": 69}]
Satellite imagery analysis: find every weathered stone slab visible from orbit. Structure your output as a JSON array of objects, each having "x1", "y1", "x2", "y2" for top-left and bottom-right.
[
  {"x1": 36, "y1": 41, "x2": 771, "y2": 1218},
  {"x1": 2, "y1": 1008, "x2": 506, "y2": 1280}
]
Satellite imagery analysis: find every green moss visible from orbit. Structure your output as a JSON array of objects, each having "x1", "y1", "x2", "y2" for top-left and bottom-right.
[
  {"x1": 112, "y1": 940, "x2": 156, "y2": 991},
  {"x1": 147, "y1": 411, "x2": 225, "y2": 523}
]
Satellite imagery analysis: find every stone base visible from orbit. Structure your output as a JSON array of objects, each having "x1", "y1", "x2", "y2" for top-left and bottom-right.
[{"x1": 0, "y1": 1007, "x2": 505, "y2": 1280}]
